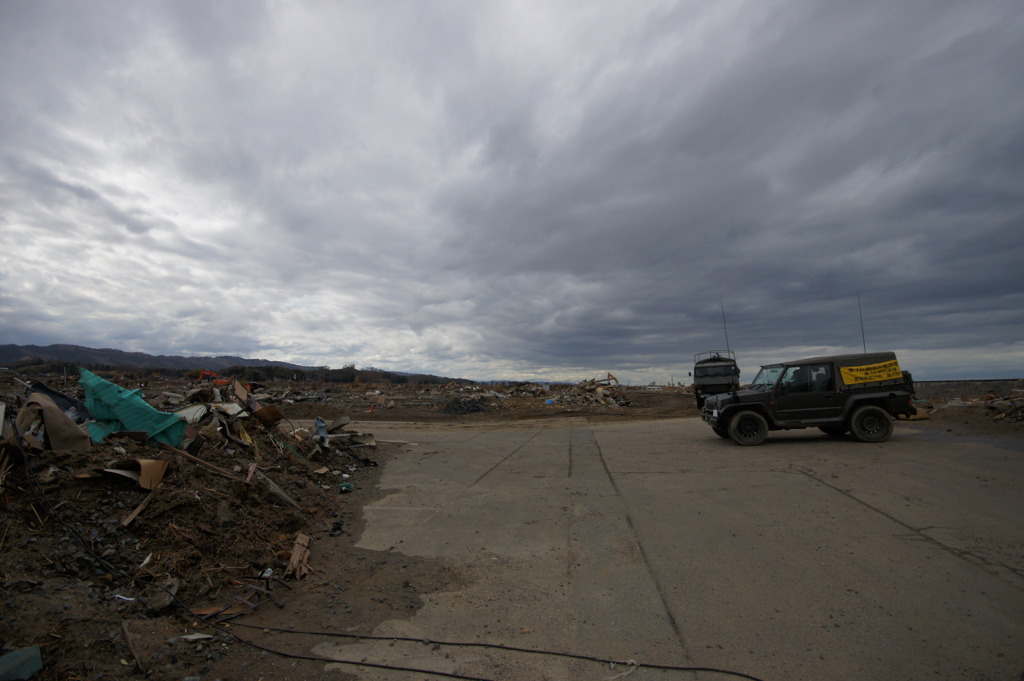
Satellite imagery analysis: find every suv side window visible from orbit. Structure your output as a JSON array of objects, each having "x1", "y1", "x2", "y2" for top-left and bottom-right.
[{"x1": 780, "y1": 363, "x2": 833, "y2": 393}]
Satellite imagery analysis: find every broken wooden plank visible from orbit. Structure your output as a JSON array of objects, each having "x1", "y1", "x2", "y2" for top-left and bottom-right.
[
  {"x1": 191, "y1": 600, "x2": 255, "y2": 622},
  {"x1": 120, "y1": 621, "x2": 147, "y2": 672},
  {"x1": 121, "y1": 491, "x2": 156, "y2": 527},
  {"x1": 255, "y1": 470, "x2": 300, "y2": 509},
  {"x1": 283, "y1": 532, "x2": 312, "y2": 580},
  {"x1": 157, "y1": 442, "x2": 239, "y2": 481}
]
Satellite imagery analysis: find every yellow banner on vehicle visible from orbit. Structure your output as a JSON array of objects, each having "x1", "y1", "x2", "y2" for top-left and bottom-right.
[{"x1": 840, "y1": 360, "x2": 902, "y2": 385}]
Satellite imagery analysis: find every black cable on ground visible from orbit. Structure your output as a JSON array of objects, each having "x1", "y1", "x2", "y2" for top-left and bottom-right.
[
  {"x1": 233, "y1": 622, "x2": 769, "y2": 681},
  {"x1": 214, "y1": 632, "x2": 497, "y2": 681}
]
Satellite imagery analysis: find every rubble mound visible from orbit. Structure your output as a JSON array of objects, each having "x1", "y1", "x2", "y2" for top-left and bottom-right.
[
  {"x1": 442, "y1": 396, "x2": 487, "y2": 414},
  {"x1": 0, "y1": 372, "x2": 406, "y2": 681},
  {"x1": 1003, "y1": 404, "x2": 1024, "y2": 422},
  {"x1": 913, "y1": 380, "x2": 1024, "y2": 431}
]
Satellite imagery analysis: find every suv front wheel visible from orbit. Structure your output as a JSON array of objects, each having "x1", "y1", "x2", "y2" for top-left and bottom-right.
[
  {"x1": 728, "y1": 410, "x2": 768, "y2": 446},
  {"x1": 849, "y1": 405, "x2": 894, "y2": 443}
]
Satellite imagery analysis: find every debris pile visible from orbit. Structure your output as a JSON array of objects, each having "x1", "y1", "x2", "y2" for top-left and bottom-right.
[
  {"x1": 922, "y1": 387, "x2": 1024, "y2": 421},
  {"x1": 0, "y1": 369, "x2": 380, "y2": 678},
  {"x1": 358, "y1": 377, "x2": 639, "y2": 416},
  {"x1": 506, "y1": 383, "x2": 547, "y2": 398},
  {"x1": 442, "y1": 395, "x2": 488, "y2": 414},
  {"x1": 434, "y1": 377, "x2": 634, "y2": 413},
  {"x1": 1000, "y1": 403, "x2": 1024, "y2": 422},
  {"x1": 569, "y1": 376, "x2": 630, "y2": 408},
  {"x1": 977, "y1": 390, "x2": 1024, "y2": 422}
]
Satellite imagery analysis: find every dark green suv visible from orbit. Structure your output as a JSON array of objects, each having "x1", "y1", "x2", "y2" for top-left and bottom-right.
[{"x1": 701, "y1": 352, "x2": 916, "y2": 446}]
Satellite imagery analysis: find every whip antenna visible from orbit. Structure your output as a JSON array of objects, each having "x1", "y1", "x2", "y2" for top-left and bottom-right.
[
  {"x1": 721, "y1": 298, "x2": 731, "y2": 354},
  {"x1": 857, "y1": 293, "x2": 867, "y2": 352}
]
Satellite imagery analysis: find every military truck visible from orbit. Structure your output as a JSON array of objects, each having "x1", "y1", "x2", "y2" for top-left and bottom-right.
[
  {"x1": 692, "y1": 351, "x2": 741, "y2": 408},
  {"x1": 701, "y1": 351, "x2": 916, "y2": 446}
]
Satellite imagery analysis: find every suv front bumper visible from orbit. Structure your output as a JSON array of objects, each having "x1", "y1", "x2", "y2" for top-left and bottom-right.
[{"x1": 701, "y1": 406, "x2": 723, "y2": 427}]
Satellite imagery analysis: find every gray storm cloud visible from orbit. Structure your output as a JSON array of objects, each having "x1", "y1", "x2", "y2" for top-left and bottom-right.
[{"x1": 1, "y1": 0, "x2": 1022, "y2": 382}]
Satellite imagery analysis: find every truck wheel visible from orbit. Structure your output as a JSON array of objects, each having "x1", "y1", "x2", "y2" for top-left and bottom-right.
[
  {"x1": 818, "y1": 426, "x2": 847, "y2": 437},
  {"x1": 712, "y1": 425, "x2": 729, "y2": 439},
  {"x1": 728, "y1": 411, "x2": 768, "y2": 446},
  {"x1": 696, "y1": 395, "x2": 705, "y2": 409},
  {"x1": 849, "y1": 405, "x2": 893, "y2": 443}
]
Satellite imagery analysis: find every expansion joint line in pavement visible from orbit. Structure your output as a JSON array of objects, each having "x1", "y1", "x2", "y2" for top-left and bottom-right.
[
  {"x1": 466, "y1": 428, "x2": 545, "y2": 489},
  {"x1": 411, "y1": 426, "x2": 503, "y2": 462},
  {"x1": 792, "y1": 465, "x2": 1024, "y2": 590},
  {"x1": 399, "y1": 428, "x2": 548, "y2": 535},
  {"x1": 571, "y1": 427, "x2": 691, "y2": 657}
]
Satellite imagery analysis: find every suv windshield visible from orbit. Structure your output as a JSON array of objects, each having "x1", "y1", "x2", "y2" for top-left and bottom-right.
[{"x1": 748, "y1": 365, "x2": 783, "y2": 390}]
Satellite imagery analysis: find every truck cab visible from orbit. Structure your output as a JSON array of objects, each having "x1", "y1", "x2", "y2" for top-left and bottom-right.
[{"x1": 692, "y1": 351, "x2": 741, "y2": 408}]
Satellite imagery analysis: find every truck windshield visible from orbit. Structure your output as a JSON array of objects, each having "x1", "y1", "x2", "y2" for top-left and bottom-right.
[
  {"x1": 694, "y1": 364, "x2": 738, "y2": 378},
  {"x1": 748, "y1": 365, "x2": 783, "y2": 390}
]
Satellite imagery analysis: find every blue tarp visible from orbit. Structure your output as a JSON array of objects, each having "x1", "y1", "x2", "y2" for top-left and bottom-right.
[{"x1": 78, "y1": 368, "x2": 186, "y2": 447}]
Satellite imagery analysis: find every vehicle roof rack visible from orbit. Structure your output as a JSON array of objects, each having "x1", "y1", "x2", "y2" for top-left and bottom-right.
[{"x1": 694, "y1": 350, "x2": 737, "y2": 363}]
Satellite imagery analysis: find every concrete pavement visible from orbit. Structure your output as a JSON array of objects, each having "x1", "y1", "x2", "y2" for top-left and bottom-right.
[{"x1": 316, "y1": 417, "x2": 1024, "y2": 681}]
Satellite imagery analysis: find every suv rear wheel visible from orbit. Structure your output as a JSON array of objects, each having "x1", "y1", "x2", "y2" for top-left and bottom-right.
[
  {"x1": 728, "y1": 410, "x2": 768, "y2": 446},
  {"x1": 849, "y1": 405, "x2": 893, "y2": 443}
]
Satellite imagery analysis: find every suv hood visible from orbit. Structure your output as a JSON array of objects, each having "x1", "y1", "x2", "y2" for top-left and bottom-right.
[{"x1": 704, "y1": 387, "x2": 765, "y2": 407}]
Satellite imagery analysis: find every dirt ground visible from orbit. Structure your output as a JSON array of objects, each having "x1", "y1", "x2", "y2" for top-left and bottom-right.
[{"x1": 0, "y1": 376, "x2": 1020, "y2": 681}]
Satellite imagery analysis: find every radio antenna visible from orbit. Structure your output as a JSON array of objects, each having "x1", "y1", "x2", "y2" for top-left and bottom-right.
[
  {"x1": 857, "y1": 293, "x2": 867, "y2": 353},
  {"x1": 721, "y1": 298, "x2": 731, "y2": 353}
]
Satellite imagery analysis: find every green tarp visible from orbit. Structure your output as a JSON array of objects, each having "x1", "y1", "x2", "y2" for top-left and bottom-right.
[{"x1": 78, "y1": 368, "x2": 186, "y2": 447}]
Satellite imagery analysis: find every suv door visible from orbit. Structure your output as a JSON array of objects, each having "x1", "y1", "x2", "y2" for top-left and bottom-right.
[{"x1": 773, "y1": 363, "x2": 842, "y2": 422}]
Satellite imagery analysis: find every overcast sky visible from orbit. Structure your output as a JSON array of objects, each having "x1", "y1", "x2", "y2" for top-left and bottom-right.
[{"x1": 1, "y1": 1, "x2": 1022, "y2": 383}]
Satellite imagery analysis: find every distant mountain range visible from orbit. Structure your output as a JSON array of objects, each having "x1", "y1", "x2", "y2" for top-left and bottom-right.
[{"x1": 0, "y1": 344, "x2": 317, "y2": 372}]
